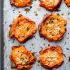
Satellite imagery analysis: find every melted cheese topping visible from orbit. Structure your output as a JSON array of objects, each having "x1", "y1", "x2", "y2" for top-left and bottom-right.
[
  {"x1": 45, "y1": 15, "x2": 66, "y2": 36},
  {"x1": 11, "y1": 46, "x2": 29, "y2": 65},
  {"x1": 10, "y1": 46, "x2": 35, "y2": 69},
  {"x1": 40, "y1": 51, "x2": 63, "y2": 67},
  {"x1": 41, "y1": 51, "x2": 60, "y2": 64},
  {"x1": 15, "y1": 21, "x2": 35, "y2": 38},
  {"x1": 40, "y1": 46, "x2": 64, "y2": 68},
  {"x1": 9, "y1": 15, "x2": 37, "y2": 42},
  {"x1": 41, "y1": 13, "x2": 66, "y2": 41}
]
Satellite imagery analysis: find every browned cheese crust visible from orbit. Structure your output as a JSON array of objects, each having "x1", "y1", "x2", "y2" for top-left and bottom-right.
[
  {"x1": 10, "y1": 0, "x2": 32, "y2": 7},
  {"x1": 10, "y1": 46, "x2": 36, "y2": 70},
  {"x1": 64, "y1": 0, "x2": 70, "y2": 7},
  {"x1": 9, "y1": 14, "x2": 37, "y2": 43},
  {"x1": 39, "y1": 13, "x2": 67, "y2": 41},
  {"x1": 39, "y1": 45, "x2": 64, "y2": 69},
  {"x1": 40, "y1": 0, "x2": 62, "y2": 11}
]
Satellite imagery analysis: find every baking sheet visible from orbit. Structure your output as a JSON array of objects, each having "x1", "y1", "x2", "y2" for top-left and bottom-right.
[{"x1": 4, "y1": 0, "x2": 70, "y2": 70}]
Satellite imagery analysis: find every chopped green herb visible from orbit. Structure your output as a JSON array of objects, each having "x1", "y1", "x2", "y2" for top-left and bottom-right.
[
  {"x1": 65, "y1": 42, "x2": 66, "y2": 44},
  {"x1": 35, "y1": 13, "x2": 38, "y2": 16},
  {"x1": 68, "y1": 18, "x2": 70, "y2": 20},
  {"x1": 61, "y1": 13, "x2": 64, "y2": 16},
  {"x1": 66, "y1": 48, "x2": 69, "y2": 50},
  {"x1": 50, "y1": 2, "x2": 53, "y2": 5},
  {"x1": 43, "y1": 43, "x2": 45, "y2": 46},
  {"x1": 68, "y1": 12, "x2": 70, "y2": 15},
  {"x1": 45, "y1": 22, "x2": 48, "y2": 25},
  {"x1": 26, "y1": 27, "x2": 30, "y2": 31},
  {"x1": 31, "y1": 43, "x2": 34, "y2": 46}
]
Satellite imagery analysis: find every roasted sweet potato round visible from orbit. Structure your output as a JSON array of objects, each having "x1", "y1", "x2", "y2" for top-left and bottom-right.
[
  {"x1": 10, "y1": 46, "x2": 36, "y2": 70},
  {"x1": 39, "y1": 13, "x2": 67, "y2": 41},
  {"x1": 64, "y1": 0, "x2": 70, "y2": 7},
  {"x1": 10, "y1": 0, "x2": 32, "y2": 7},
  {"x1": 40, "y1": 0, "x2": 62, "y2": 11},
  {"x1": 39, "y1": 45, "x2": 64, "y2": 69},
  {"x1": 9, "y1": 14, "x2": 37, "y2": 43}
]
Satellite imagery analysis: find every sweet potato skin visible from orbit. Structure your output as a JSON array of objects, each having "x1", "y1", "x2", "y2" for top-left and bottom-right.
[
  {"x1": 40, "y1": 0, "x2": 62, "y2": 11},
  {"x1": 9, "y1": 14, "x2": 37, "y2": 43},
  {"x1": 39, "y1": 45, "x2": 64, "y2": 69},
  {"x1": 39, "y1": 13, "x2": 67, "y2": 41}
]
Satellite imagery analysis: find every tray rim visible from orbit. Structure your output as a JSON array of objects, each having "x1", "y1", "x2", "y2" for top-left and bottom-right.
[
  {"x1": 0, "y1": 0, "x2": 4, "y2": 70},
  {"x1": 2, "y1": 0, "x2": 70, "y2": 70}
]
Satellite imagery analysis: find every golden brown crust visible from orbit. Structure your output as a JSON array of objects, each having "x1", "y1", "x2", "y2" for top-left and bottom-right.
[
  {"x1": 39, "y1": 45, "x2": 64, "y2": 69},
  {"x1": 10, "y1": 46, "x2": 36, "y2": 70},
  {"x1": 64, "y1": 0, "x2": 70, "y2": 7},
  {"x1": 10, "y1": 0, "x2": 32, "y2": 7},
  {"x1": 39, "y1": 13, "x2": 67, "y2": 41},
  {"x1": 40, "y1": 0, "x2": 62, "y2": 11},
  {"x1": 9, "y1": 14, "x2": 37, "y2": 43}
]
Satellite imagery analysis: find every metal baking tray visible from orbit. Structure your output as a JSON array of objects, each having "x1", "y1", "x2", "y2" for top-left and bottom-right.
[{"x1": 2, "y1": 0, "x2": 70, "y2": 70}]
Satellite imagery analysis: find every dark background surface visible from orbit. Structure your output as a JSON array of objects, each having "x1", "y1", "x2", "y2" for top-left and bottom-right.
[{"x1": 0, "y1": 0, "x2": 4, "y2": 70}]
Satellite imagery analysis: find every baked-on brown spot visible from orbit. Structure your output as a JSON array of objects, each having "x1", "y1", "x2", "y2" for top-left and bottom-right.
[
  {"x1": 39, "y1": 45, "x2": 64, "y2": 69},
  {"x1": 9, "y1": 14, "x2": 37, "y2": 43},
  {"x1": 39, "y1": 13, "x2": 67, "y2": 41},
  {"x1": 10, "y1": 0, "x2": 32, "y2": 7},
  {"x1": 64, "y1": 0, "x2": 70, "y2": 7},
  {"x1": 40, "y1": 0, "x2": 62, "y2": 11},
  {"x1": 10, "y1": 46, "x2": 36, "y2": 70}
]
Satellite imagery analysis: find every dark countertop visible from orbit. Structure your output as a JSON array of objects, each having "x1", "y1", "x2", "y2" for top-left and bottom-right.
[{"x1": 0, "y1": 0, "x2": 4, "y2": 70}]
